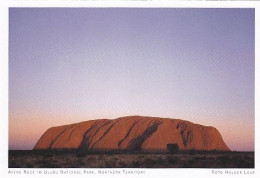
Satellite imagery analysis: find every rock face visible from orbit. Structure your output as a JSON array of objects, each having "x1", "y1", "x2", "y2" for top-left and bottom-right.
[{"x1": 34, "y1": 116, "x2": 230, "y2": 152}]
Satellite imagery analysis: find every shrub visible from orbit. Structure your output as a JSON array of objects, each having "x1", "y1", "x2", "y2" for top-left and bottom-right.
[
  {"x1": 167, "y1": 144, "x2": 179, "y2": 154},
  {"x1": 188, "y1": 149, "x2": 196, "y2": 155},
  {"x1": 166, "y1": 156, "x2": 180, "y2": 165},
  {"x1": 132, "y1": 161, "x2": 140, "y2": 167}
]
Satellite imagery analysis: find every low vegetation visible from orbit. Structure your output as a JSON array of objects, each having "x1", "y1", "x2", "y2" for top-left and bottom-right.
[{"x1": 9, "y1": 150, "x2": 254, "y2": 168}]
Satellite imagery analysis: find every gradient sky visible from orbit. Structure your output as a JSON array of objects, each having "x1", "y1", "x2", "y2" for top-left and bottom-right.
[{"x1": 9, "y1": 8, "x2": 254, "y2": 151}]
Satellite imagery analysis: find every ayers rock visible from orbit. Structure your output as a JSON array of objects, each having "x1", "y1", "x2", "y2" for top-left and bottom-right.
[{"x1": 34, "y1": 116, "x2": 230, "y2": 152}]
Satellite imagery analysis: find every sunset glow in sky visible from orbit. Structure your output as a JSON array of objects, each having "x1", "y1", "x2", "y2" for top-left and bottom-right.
[{"x1": 9, "y1": 8, "x2": 254, "y2": 151}]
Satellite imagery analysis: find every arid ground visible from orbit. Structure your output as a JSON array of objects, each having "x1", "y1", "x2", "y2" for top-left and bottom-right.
[{"x1": 9, "y1": 150, "x2": 254, "y2": 168}]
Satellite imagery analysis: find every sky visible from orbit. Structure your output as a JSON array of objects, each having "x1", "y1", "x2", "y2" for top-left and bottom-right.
[{"x1": 9, "y1": 8, "x2": 254, "y2": 151}]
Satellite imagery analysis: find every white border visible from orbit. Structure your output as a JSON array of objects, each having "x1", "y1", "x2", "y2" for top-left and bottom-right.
[{"x1": 1, "y1": 1, "x2": 259, "y2": 178}]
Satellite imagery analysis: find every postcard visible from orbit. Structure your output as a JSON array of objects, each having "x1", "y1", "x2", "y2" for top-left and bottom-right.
[{"x1": 0, "y1": 0, "x2": 259, "y2": 178}]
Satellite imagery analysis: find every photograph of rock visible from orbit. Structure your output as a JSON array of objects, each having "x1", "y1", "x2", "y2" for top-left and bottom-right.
[{"x1": 8, "y1": 8, "x2": 254, "y2": 168}]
